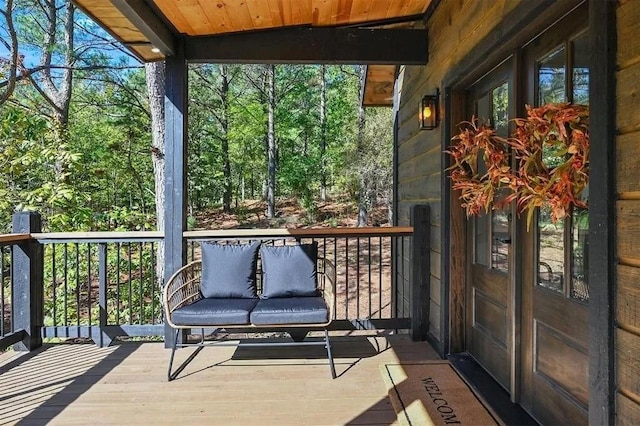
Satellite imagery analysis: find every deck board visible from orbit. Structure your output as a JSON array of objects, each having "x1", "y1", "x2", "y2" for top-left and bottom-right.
[{"x1": 0, "y1": 335, "x2": 437, "y2": 425}]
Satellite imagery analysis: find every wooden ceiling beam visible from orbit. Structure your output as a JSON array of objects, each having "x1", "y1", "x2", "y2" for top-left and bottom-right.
[
  {"x1": 110, "y1": 0, "x2": 176, "y2": 56},
  {"x1": 185, "y1": 28, "x2": 428, "y2": 64}
]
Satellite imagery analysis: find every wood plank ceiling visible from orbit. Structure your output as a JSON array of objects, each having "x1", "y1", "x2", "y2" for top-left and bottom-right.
[
  {"x1": 73, "y1": 0, "x2": 432, "y2": 106},
  {"x1": 151, "y1": 0, "x2": 428, "y2": 36}
]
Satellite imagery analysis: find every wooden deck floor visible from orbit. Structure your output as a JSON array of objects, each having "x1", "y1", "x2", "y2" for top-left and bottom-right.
[{"x1": 0, "y1": 334, "x2": 439, "y2": 425}]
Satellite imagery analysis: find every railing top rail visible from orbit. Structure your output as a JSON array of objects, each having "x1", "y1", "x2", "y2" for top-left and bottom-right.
[
  {"x1": 28, "y1": 226, "x2": 414, "y2": 243},
  {"x1": 32, "y1": 231, "x2": 163, "y2": 243},
  {"x1": 184, "y1": 226, "x2": 414, "y2": 240},
  {"x1": 0, "y1": 233, "x2": 31, "y2": 245}
]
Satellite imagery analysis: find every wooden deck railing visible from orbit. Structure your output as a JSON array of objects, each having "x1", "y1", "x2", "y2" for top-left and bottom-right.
[
  {"x1": 1, "y1": 208, "x2": 431, "y2": 351},
  {"x1": 0, "y1": 231, "x2": 36, "y2": 350},
  {"x1": 184, "y1": 227, "x2": 414, "y2": 331}
]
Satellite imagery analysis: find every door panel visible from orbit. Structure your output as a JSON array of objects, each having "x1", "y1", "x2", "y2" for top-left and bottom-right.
[
  {"x1": 519, "y1": 6, "x2": 589, "y2": 424},
  {"x1": 465, "y1": 62, "x2": 514, "y2": 392},
  {"x1": 534, "y1": 321, "x2": 588, "y2": 406},
  {"x1": 475, "y1": 289, "x2": 508, "y2": 344}
]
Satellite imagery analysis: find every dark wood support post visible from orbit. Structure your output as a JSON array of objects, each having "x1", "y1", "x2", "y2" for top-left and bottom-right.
[
  {"x1": 11, "y1": 211, "x2": 43, "y2": 351},
  {"x1": 588, "y1": 0, "x2": 616, "y2": 424},
  {"x1": 163, "y1": 41, "x2": 188, "y2": 349},
  {"x1": 411, "y1": 205, "x2": 430, "y2": 341},
  {"x1": 97, "y1": 243, "x2": 112, "y2": 347}
]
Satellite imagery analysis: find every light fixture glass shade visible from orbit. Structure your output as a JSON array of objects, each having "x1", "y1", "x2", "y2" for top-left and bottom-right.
[{"x1": 420, "y1": 91, "x2": 440, "y2": 130}]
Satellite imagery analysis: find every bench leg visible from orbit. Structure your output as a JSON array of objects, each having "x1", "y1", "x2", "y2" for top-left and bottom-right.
[
  {"x1": 324, "y1": 329, "x2": 336, "y2": 379},
  {"x1": 167, "y1": 328, "x2": 179, "y2": 381},
  {"x1": 168, "y1": 329, "x2": 204, "y2": 381}
]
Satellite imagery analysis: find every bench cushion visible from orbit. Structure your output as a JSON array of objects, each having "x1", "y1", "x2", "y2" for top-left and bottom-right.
[
  {"x1": 172, "y1": 298, "x2": 258, "y2": 326},
  {"x1": 250, "y1": 297, "x2": 328, "y2": 325},
  {"x1": 260, "y1": 243, "x2": 318, "y2": 298},
  {"x1": 201, "y1": 241, "x2": 260, "y2": 299}
]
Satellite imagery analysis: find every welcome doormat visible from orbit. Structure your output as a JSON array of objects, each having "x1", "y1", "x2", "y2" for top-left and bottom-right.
[{"x1": 380, "y1": 362, "x2": 501, "y2": 426}]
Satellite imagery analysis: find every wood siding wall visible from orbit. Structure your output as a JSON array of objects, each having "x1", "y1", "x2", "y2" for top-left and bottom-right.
[
  {"x1": 395, "y1": 0, "x2": 521, "y2": 346},
  {"x1": 616, "y1": 0, "x2": 640, "y2": 423}
]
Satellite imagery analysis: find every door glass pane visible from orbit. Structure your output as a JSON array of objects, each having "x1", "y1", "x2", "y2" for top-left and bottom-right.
[
  {"x1": 570, "y1": 32, "x2": 589, "y2": 301},
  {"x1": 475, "y1": 214, "x2": 490, "y2": 267},
  {"x1": 492, "y1": 82, "x2": 509, "y2": 137},
  {"x1": 538, "y1": 46, "x2": 567, "y2": 104},
  {"x1": 492, "y1": 208, "x2": 509, "y2": 273},
  {"x1": 572, "y1": 34, "x2": 589, "y2": 105},
  {"x1": 571, "y1": 207, "x2": 589, "y2": 301},
  {"x1": 477, "y1": 93, "x2": 491, "y2": 125},
  {"x1": 536, "y1": 47, "x2": 567, "y2": 293},
  {"x1": 490, "y1": 82, "x2": 510, "y2": 273},
  {"x1": 473, "y1": 94, "x2": 491, "y2": 267},
  {"x1": 537, "y1": 206, "x2": 564, "y2": 293}
]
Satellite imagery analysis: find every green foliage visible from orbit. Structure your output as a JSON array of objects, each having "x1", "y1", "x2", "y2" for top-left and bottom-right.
[
  {"x1": 0, "y1": 106, "x2": 86, "y2": 231},
  {"x1": 42, "y1": 242, "x2": 161, "y2": 328}
]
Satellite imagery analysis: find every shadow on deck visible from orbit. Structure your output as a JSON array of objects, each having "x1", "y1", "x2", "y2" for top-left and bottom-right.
[{"x1": 0, "y1": 334, "x2": 439, "y2": 425}]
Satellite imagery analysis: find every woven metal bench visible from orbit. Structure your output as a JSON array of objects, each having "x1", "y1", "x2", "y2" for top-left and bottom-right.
[{"x1": 163, "y1": 244, "x2": 336, "y2": 381}]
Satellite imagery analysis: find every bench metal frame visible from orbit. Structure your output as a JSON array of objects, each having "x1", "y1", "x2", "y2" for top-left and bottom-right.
[{"x1": 163, "y1": 257, "x2": 337, "y2": 381}]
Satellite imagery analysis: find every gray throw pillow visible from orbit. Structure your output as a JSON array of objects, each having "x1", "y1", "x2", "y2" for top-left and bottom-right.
[
  {"x1": 260, "y1": 243, "x2": 318, "y2": 298},
  {"x1": 200, "y1": 241, "x2": 260, "y2": 298}
]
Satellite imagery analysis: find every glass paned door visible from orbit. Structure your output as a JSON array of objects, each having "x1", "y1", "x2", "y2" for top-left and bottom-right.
[
  {"x1": 519, "y1": 8, "x2": 590, "y2": 423},
  {"x1": 465, "y1": 61, "x2": 514, "y2": 392}
]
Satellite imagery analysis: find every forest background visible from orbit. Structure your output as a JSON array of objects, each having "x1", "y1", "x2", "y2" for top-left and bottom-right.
[{"x1": 0, "y1": 0, "x2": 393, "y2": 234}]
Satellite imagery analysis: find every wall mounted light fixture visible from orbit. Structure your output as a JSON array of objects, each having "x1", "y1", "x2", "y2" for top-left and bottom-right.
[{"x1": 420, "y1": 89, "x2": 440, "y2": 130}]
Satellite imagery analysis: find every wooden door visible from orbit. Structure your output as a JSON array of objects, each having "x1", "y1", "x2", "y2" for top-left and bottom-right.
[
  {"x1": 519, "y1": 7, "x2": 589, "y2": 424},
  {"x1": 465, "y1": 63, "x2": 514, "y2": 392}
]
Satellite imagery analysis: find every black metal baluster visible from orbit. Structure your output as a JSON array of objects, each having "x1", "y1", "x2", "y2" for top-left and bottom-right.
[
  {"x1": 401, "y1": 236, "x2": 405, "y2": 318},
  {"x1": 333, "y1": 238, "x2": 337, "y2": 319},
  {"x1": 322, "y1": 237, "x2": 327, "y2": 305},
  {"x1": 75, "y1": 243, "x2": 80, "y2": 329},
  {"x1": 87, "y1": 243, "x2": 92, "y2": 326},
  {"x1": 51, "y1": 245, "x2": 57, "y2": 328},
  {"x1": 64, "y1": 244, "x2": 69, "y2": 326},
  {"x1": 1, "y1": 246, "x2": 5, "y2": 336},
  {"x1": 116, "y1": 243, "x2": 121, "y2": 325},
  {"x1": 379, "y1": 236, "x2": 383, "y2": 319},
  {"x1": 368, "y1": 237, "x2": 372, "y2": 319},
  {"x1": 128, "y1": 243, "x2": 133, "y2": 324},
  {"x1": 345, "y1": 238, "x2": 349, "y2": 319},
  {"x1": 356, "y1": 237, "x2": 360, "y2": 319},
  {"x1": 151, "y1": 242, "x2": 156, "y2": 323},
  {"x1": 139, "y1": 242, "x2": 144, "y2": 324}
]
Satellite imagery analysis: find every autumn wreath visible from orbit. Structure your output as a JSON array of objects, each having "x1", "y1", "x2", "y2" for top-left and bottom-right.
[
  {"x1": 446, "y1": 103, "x2": 589, "y2": 228},
  {"x1": 445, "y1": 119, "x2": 512, "y2": 217}
]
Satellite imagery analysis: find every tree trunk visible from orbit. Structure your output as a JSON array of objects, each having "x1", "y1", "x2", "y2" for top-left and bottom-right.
[
  {"x1": 319, "y1": 65, "x2": 327, "y2": 201},
  {"x1": 220, "y1": 65, "x2": 232, "y2": 212},
  {"x1": 0, "y1": 0, "x2": 19, "y2": 105},
  {"x1": 266, "y1": 64, "x2": 276, "y2": 219},
  {"x1": 356, "y1": 65, "x2": 369, "y2": 227},
  {"x1": 145, "y1": 61, "x2": 166, "y2": 289},
  {"x1": 38, "y1": 0, "x2": 75, "y2": 183}
]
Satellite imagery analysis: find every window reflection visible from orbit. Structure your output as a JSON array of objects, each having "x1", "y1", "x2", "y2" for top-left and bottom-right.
[
  {"x1": 572, "y1": 34, "x2": 589, "y2": 105},
  {"x1": 473, "y1": 82, "x2": 510, "y2": 273},
  {"x1": 537, "y1": 205, "x2": 564, "y2": 293},
  {"x1": 475, "y1": 214, "x2": 490, "y2": 267},
  {"x1": 536, "y1": 46, "x2": 569, "y2": 294},
  {"x1": 538, "y1": 46, "x2": 567, "y2": 105},
  {"x1": 492, "y1": 82, "x2": 509, "y2": 136},
  {"x1": 492, "y1": 208, "x2": 509, "y2": 273},
  {"x1": 571, "y1": 208, "x2": 589, "y2": 301}
]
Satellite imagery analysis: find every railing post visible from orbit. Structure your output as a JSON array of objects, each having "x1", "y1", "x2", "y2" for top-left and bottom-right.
[
  {"x1": 97, "y1": 243, "x2": 112, "y2": 347},
  {"x1": 163, "y1": 43, "x2": 189, "y2": 349},
  {"x1": 411, "y1": 205, "x2": 430, "y2": 341},
  {"x1": 12, "y1": 211, "x2": 43, "y2": 351}
]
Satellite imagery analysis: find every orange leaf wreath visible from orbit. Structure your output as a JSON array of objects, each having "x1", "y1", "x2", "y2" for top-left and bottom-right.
[
  {"x1": 445, "y1": 118, "x2": 513, "y2": 217},
  {"x1": 446, "y1": 103, "x2": 589, "y2": 228}
]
